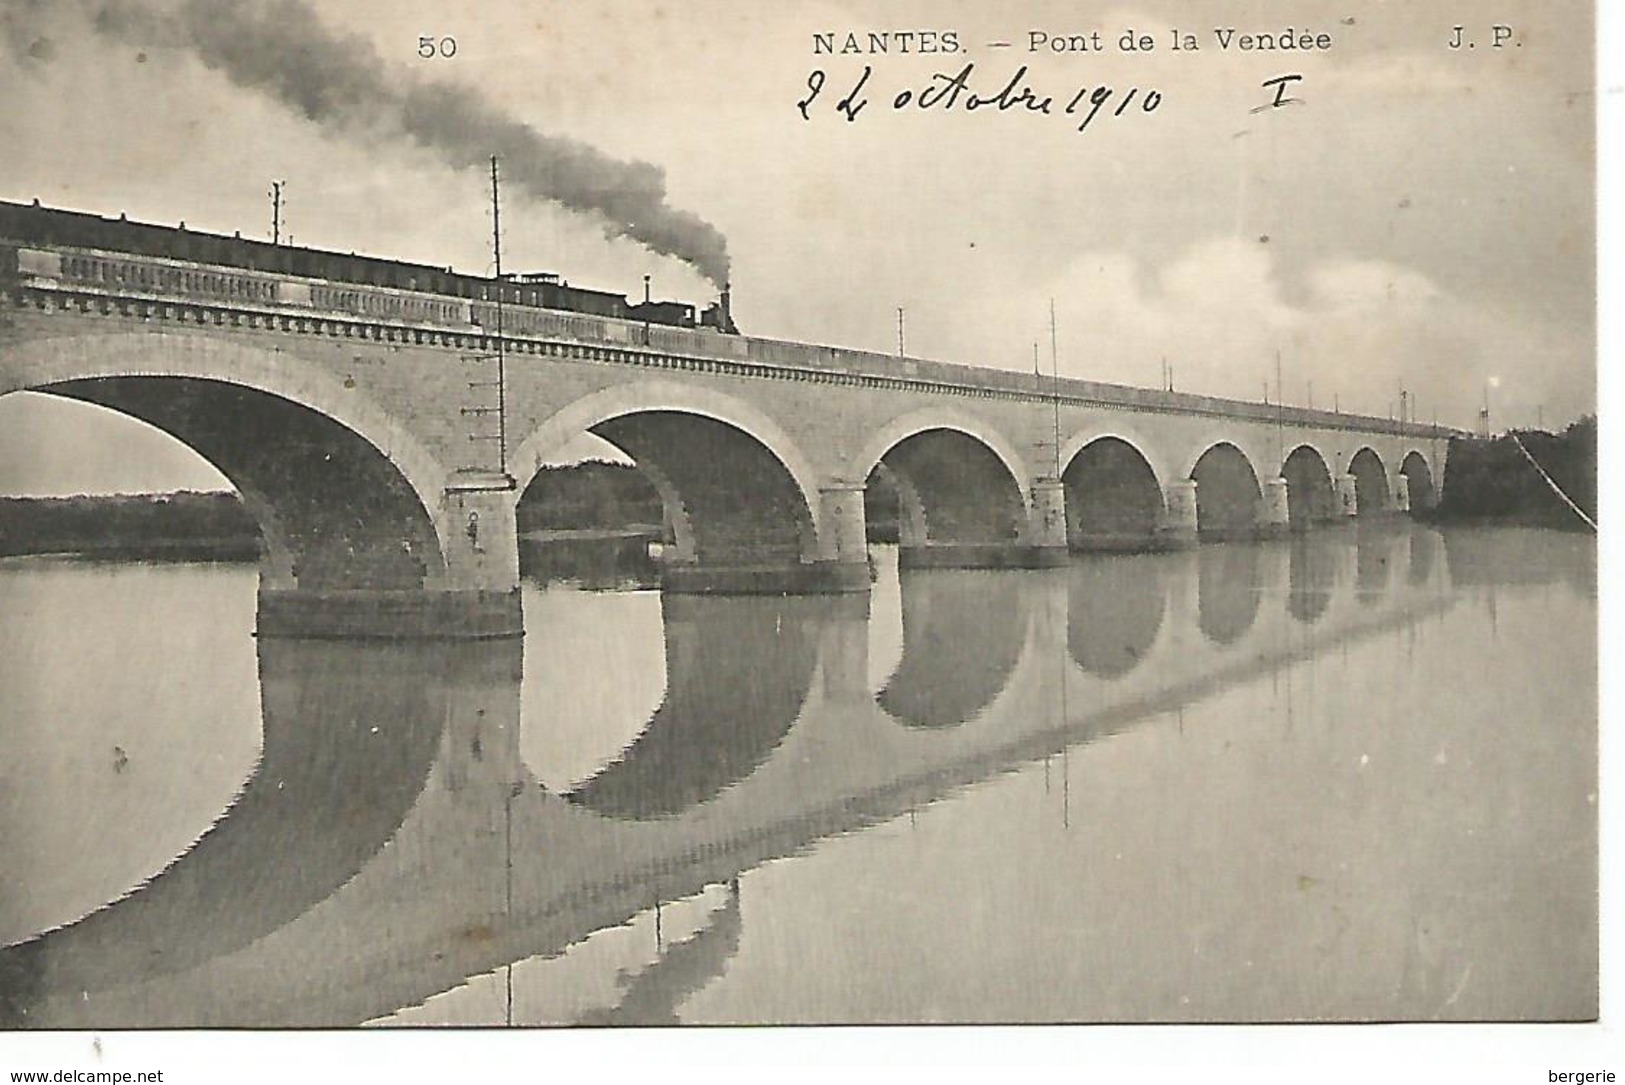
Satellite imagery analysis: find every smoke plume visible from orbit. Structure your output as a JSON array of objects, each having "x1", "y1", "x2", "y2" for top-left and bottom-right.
[{"x1": 79, "y1": 0, "x2": 731, "y2": 285}]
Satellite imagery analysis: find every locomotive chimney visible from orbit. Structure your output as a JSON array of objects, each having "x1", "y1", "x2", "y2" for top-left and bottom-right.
[
  {"x1": 720, "y1": 281, "x2": 732, "y2": 330},
  {"x1": 643, "y1": 274, "x2": 651, "y2": 305}
]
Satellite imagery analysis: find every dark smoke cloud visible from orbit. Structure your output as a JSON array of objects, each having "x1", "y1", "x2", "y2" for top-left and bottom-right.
[{"x1": 80, "y1": 0, "x2": 732, "y2": 285}]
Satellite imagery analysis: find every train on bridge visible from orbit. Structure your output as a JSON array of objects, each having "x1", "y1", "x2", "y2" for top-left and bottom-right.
[{"x1": 0, "y1": 198, "x2": 737, "y2": 335}]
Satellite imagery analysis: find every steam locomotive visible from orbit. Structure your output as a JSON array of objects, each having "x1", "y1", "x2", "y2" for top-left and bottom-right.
[{"x1": 0, "y1": 198, "x2": 737, "y2": 333}]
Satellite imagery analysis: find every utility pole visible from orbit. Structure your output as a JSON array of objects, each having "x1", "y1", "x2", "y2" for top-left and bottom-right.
[
  {"x1": 269, "y1": 180, "x2": 285, "y2": 245},
  {"x1": 1275, "y1": 348, "x2": 1284, "y2": 465},
  {"x1": 897, "y1": 307, "x2": 905, "y2": 358},
  {"x1": 642, "y1": 274, "x2": 653, "y2": 345},
  {"x1": 490, "y1": 155, "x2": 508, "y2": 474},
  {"x1": 461, "y1": 159, "x2": 510, "y2": 477},
  {"x1": 1048, "y1": 299, "x2": 1061, "y2": 478},
  {"x1": 456, "y1": 156, "x2": 516, "y2": 489}
]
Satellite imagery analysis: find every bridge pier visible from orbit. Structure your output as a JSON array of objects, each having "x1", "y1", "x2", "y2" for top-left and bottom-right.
[
  {"x1": 657, "y1": 479, "x2": 871, "y2": 595},
  {"x1": 256, "y1": 471, "x2": 525, "y2": 640},
  {"x1": 818, "y1": 481, "x2": 873, "y2": 566},
  {"x1": 817, "y1": 594, "x2": 874, "y2": 705},
  {"x1": 1392, "y1": 477, "x2": 1412, "y2": 515},
  {"x1": 1259, "y1": 477, "x2": 1292, "y2": 539},
  {"x1": 1025, "y1": 478, "x2": 1071, "y2": 567},
  {"x1": 1156, "y1": 480, "x2": 1200, "y2": 548},
  {"x1": 1336, "y1": 474, "x2": 1360, "y2": 518}
]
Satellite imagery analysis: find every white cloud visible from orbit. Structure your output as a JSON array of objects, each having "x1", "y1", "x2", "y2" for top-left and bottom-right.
[{"x1": 1006, "y1": 238, "x2": 1592, "y2": 428}]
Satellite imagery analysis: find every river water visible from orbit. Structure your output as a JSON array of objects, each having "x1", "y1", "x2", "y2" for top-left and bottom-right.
[{"x1": 0, "y1": 525, "x2": 1597, "y2": 1025}]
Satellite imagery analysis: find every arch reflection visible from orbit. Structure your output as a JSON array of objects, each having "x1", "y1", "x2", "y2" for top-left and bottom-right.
[
  {"x1": 1408, "y1": 527, "x2": 1439, "y2": 587},
  {"x1": 1198, "y1": 544, "x2": 1262, "y2": 645},
  {"x1": 1068, "y1": 555, "x2": 1167, "y2": 678},
  {"x1": 1287, "y1": 534, "x2": 1338, "y2": 625},
  {"x1": 576, "y1": 881, "x2": 742, "y2": 1026},
  {"x1": 0, "y1": 638, "x2": 513, "y2": 1020},
  {"x1": 565, "y1": 595, "x2": 822, "y2": 819},
  {"x1": 1355, "y1": 526, "x2": 1395, "y2": 604},
  {"x1": 0, "y1": 532, "x2": 1480, "y2": 1029},
  {"x1": 877, "y1": 570, "x2": 1026, "y2": 728}
]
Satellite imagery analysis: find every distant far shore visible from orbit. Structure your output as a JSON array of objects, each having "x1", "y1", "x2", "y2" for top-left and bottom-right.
[{"x1": 0, "y1": 491, "x2": 260, "y2": 562}]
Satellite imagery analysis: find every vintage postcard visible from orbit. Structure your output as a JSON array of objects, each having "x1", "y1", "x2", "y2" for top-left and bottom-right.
[{"x1": 0, "y1": 0, "x2": 1608, "y2": 1078}]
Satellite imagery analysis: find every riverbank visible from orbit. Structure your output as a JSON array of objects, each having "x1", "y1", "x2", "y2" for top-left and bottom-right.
[
  {"x1": 0, "y1": 492, "x2": 260, "y2": 561},
  {"x1": 1434, "y1": 418, "x2": 1595, "y2": 530}
]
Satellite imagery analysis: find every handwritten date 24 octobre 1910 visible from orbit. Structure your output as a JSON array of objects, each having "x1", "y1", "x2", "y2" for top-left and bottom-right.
[
  {"x1": 796, "y1": 62, "x2": 1305, "y2": 133},
  {"x1": 797, "y1": 62, "x2": 1164, "y2": 133}
]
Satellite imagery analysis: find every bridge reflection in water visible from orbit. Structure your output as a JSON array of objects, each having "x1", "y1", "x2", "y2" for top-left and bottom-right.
[{"x1": 0, "y1": 526, "x2": 1595, "y2": 1026}]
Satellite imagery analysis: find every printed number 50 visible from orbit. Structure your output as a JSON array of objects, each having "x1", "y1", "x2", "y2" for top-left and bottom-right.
[{"x1": 418, "y1": 36, "x2": 457, "y2": 58}]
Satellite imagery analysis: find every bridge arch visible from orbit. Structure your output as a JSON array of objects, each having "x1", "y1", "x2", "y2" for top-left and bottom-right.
[
  {"x1": 0, "y1": 332, "x2": 449, "y2": 590},
  {"x1": 855, "y1": 409, "x2": 1034, "y2": 491},
  {"x1": 1060, "y1": 422, "x2": 1174, "y2": 488},
  {"x1": 1189, "y1": 442, "x2": 1263, "y2": 539},
  {"x1": 858, "y1": 410, "x2": 1031, "y2": 553},
  {"x1": 1400, "y1": 449, "x2": 1437, "y2": 511},
  {"x1": 1346, "y1": 447, "x2": 1391, "y2": 516},
  {"x1": 510, "y1": 382, "x2": 825, "y2": 568},
  {"x1": 1059, "y1": 434, "x2": 1166, "y2": 550},
  {"x1": 1281, "y1": 444, "x2": 1337, "y2": 529}
]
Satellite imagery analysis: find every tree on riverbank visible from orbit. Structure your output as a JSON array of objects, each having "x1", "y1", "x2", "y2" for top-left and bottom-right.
[
  {"x1": 516, "y1": 462, "x2": 664, "y2": 534},
  {"x1": 1437, "y1": 416, "x2": 1595, "y2": 529},
  {"x1": 0, "y1": 491, "x2": 261, "y2": 558}
]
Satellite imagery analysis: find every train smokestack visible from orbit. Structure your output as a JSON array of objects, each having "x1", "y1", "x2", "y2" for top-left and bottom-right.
[
  {"x1": 643, "y1": 274, "x2": 651, "y2": 305},
  {"x1": 698, "y1": 281, "x2": 736, "y2": 334}
]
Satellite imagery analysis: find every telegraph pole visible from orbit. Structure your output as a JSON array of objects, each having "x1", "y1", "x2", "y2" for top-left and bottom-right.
[
  {"x1": 1274, "y1": 348, "x2": 1284, "y2": 465},
  {"x1": 269, "y1": 180, "x2": 285, "y2": 245},
  {"x1": 490, "y1": 155, "x2": 508, "y2": 474},
  {"x1": 1048, "y1": 299, "x2": 1061, "y2": 477}
]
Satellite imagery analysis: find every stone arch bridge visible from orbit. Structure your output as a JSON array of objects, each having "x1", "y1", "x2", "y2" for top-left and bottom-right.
[{"x1": 0, "y1": 232, "x2": 1457, "y2": 636}]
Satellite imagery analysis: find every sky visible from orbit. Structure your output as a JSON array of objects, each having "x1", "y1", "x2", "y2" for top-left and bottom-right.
[{"x1": 0, "y1": 0, "x2": 1601, "y2": 494}]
